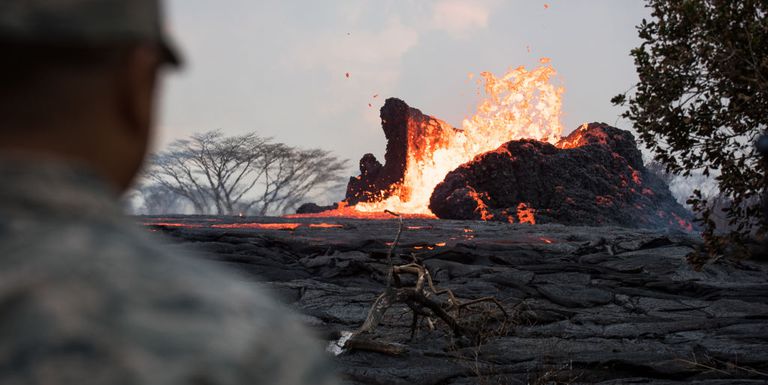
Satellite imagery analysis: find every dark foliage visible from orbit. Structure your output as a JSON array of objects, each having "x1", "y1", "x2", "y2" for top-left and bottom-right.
[{"x1": 613, "y1": 0, "x2": 768, "y2": 257}]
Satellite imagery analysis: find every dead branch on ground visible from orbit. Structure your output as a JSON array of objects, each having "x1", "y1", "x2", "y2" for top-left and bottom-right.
[{"x1": 343, "y1": 211, "x2": 511, "y2": 355}]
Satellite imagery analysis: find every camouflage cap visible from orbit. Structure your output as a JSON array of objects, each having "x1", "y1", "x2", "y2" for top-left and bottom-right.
[{"x1": 0, "y1": 0, "x2": 181, "y2": 66}]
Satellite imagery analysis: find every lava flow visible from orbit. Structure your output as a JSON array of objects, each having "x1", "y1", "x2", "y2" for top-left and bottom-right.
[
  {"x1": 293, "y1": 60, "x2": 692, "y2": 232},
  {"x1": 354, "y1": 61, "x2": 563, "y2": 217},
  {"x1": 143, "y1": 220, "x2": 347, "y2": 231},
  {"x1": 294, "y1": 60, "x2": 562, "y2": 222},
  {"x1": 285, "y1": 202, "x2": 434, "y2": 220}
]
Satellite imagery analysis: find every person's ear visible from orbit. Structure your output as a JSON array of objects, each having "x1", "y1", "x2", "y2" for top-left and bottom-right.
[{"x1": 116, "y1": 45, "x2": 160, "y2": 140}]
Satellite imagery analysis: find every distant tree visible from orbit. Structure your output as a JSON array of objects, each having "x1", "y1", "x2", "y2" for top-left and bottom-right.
[
  {"x1": 146, "y1": 131, "x2": 347, "y2": 215},
  {"x1": 135, "y1": 183, "x2": 187, "y2": 215},
  {"x1": 613, "y1": 0, "x2": 768, "y2": 258},
  {"x1": 148, "y1": 131, "x2": 272, "y2": 215},
  {"x1": 255, "y1": 147, "x2": 348, "y2": 215}
]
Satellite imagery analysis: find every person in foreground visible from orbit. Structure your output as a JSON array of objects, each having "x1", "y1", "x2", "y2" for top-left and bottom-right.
[{"x1": 0, "y1": 1, "x2": 338, "y2": 384}]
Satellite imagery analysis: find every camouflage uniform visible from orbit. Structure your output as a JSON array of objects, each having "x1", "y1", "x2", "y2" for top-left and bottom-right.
[
  {"x1": 0, "y1": 1, "x2": 338, "y2": 383},
  {"x1": 0, "y1": 160, "x2": 338, "y2": 384}
]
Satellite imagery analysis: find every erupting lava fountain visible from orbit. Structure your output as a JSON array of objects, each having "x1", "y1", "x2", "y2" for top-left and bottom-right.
[{"x1": 354, "y1": 59, "x2": 565, "y2": 216}]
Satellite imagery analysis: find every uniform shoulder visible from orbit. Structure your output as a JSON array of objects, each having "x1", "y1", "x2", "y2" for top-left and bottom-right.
[{"x1": 0, "y1": 219, "x2": 338, "y2": 385}]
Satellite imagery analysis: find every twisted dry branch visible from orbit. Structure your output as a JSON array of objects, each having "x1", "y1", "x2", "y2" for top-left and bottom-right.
[{"x1": 344, "y1": 212, "x2": 510, "y2": 355}]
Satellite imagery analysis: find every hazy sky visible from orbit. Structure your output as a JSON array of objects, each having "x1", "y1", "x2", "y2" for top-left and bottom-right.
[{"x1": 158, "y1": 0, "x2": 650, "y2": 170}]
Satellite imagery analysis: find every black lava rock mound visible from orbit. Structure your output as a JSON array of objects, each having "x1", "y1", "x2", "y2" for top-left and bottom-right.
[
  {"x1": 346, "y1": 98, "x2": 458, "y2": 205},
  {"x1": 429, "y1": 123, "x2": 694, "y2": 231}
]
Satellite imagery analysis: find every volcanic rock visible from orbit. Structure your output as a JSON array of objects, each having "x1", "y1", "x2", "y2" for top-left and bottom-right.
[
  {"x1": 296, "y1": 202, "x2": 339, "y2": 214},
  {"x1": 429, "y1": 123, "x2": 694, "y2": 231},
  {"x1": 345, "y1": 98, "x2": 457, "y2": 205},
  {"x1": 143, "y1": 216, "x2": 768, "y2": 384}
]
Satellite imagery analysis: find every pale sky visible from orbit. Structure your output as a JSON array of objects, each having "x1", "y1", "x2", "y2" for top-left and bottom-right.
[{"x1": 157, "y1": 0, "x2": 650, "y2": 173}]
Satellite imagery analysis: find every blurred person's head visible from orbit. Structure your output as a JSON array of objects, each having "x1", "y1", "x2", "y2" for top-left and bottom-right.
[{"x1": 0, "y1": 0, "x2": 180, "y2": 192}]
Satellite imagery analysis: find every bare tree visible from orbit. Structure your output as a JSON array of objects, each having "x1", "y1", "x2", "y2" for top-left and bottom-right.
[
  {"x1": 136, "y1": 184, "x2": 187, "y2": 215},
  {"x1": 145, "y1": 130, "x2": 347, "y2": 215},
  {"x1": 256, "y1": 147, "x2": 348, "y2": 215}
]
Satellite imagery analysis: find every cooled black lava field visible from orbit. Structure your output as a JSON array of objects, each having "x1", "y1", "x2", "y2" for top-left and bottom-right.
[{"x1": 142, "y1": 216, "x2": 768, "y2": 385}]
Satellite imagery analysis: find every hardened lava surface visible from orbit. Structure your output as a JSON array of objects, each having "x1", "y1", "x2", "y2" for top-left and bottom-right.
[{"x1": 143, "y1": 216, "x2": 768, "y2": 385}]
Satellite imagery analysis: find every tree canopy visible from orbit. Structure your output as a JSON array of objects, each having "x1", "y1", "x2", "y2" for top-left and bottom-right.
[
  {"x1": 141, "y1": 131, "x2": 347, "y2": 215},
  {"x1": 613, "y1": 0, "x2": 768, "y2": 256}
]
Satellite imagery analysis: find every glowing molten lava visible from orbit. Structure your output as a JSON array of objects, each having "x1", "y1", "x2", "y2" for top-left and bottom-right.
[
  {"x1": 212, "y1": 223, "x2": 301, "y2": 231},
  {"x1": 355, "y1": 62, "x2": 564, "y2": 216},
  {"x1": 516, "y1": 203, "x2": 536, "y2": 224},
  {"x1": 285, "y1": 202, "x2": 433, "y2": 220}
]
